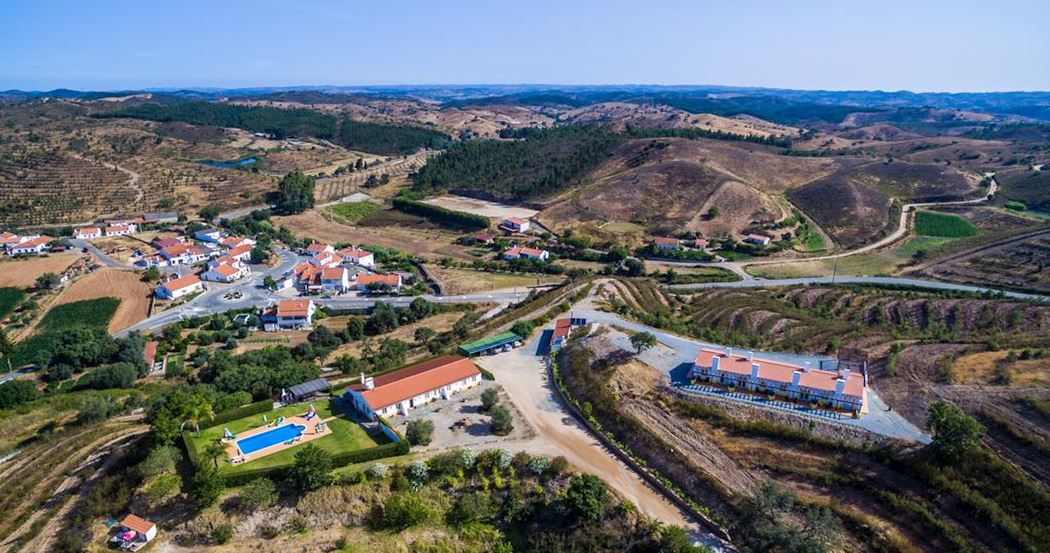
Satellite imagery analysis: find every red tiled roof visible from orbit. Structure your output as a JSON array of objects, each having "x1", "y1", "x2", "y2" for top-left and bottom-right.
[
  {"x1": 520, "y1": 247, "x2": 545, "y2": 257},
  {"x1": 306, "y1": 243, "x2": 330, "y2": 252},
  {"x1": 143, "y1": 341, "x2": 158, "y2": 367},
  {"x1": 552, "y1": 318, "x2": 572, "y2": 338},
  {"x1": 120, "y1": 514, "x2": 155, "y2": 534},
  {"x1": 74, "y1": 227, "x2": 101, "y2": 236},
  {"x1": 106, "y1": 224, "x2": 132, "y2": 233},
  {"x1": 152, "y1": 237, "x2": 182, "y2": 249},
  {"x1": 355, "y1": 355, "x2": 481, "y2": 410},
  {"x1": 654, "y1": 237, "x2": 679, "y2": 246},
  {"x1": 694, "y1": 349, "x2": 864, "y2": 398},
  {"x1": 14, "y1": 235, "x2": 52, "y2": 249},
  {"x1": 161, "y1": 243, "x2": 202, "y2": 257},
  {"x1": 474, "y1": 232, "x2": 495, "y2": 241},
  {"x1": 227, "y1": 244, "x2": 253, "y2": 257},
  {"x1": 0, "y1": 232, "x2": 21, "y2": 244},
  {"x1": 336, "y1": 248, "x2": 372, "y2": 259},
  {"x1": 321, "y1": 267, "x2": 346, "y2": 280},
  {"x1": 357, "y1": 274, "x2": 400, "y2": 286},
  {"x1": 504, "y1": 217, "x2": 528, "y2": 225},
  {"x1": 212, "y1": 263, "x2": 240, "y2": 277},
  {"x1": 161, "y1": 274, "x2": 201, "y2": 292},
  {"x1": 277, "y1": 299, "x2": 313, "y2": 317}
]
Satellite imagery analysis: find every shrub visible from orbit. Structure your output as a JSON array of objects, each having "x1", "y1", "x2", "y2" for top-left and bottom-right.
[
  {"x1": 490, "y1": 404, "x2": 513, "y2": 436},
  {"x1": 291, "y1": 444, "x2": 333, "y2": 492},
  {"x1": 566, "y1": 474, "x2": 609, "y2": 521},
  {"x1": 88, "y1": 362, "x2": 137, "y2": 389},
  {"x1": 493, "y1": 448, "x2": 513, "y2": 470},
  {"x1": 407, "y1": 461, "x2": 429, "y2": 485},
  {"x1": 366, "y1": 462, "x2": 389, "y2": 479},
  {"x1": 446, "y1": 491, "x2": 495, "y2": 526},
  {"x1": 381, "y1": 492, "x2": 434, "y2": 529},
  {"x1": 456, "y1": 447, "x2": 477, "y2": 470},
  {"x1": 406, "y1": 418, "x2": 435, "y2": 446},
  {"x1": 550, "y1": 455, "x2": 569, "y2": 474},
  {"x1": 239, "y1": 477, "x2": 278, "y2": 510},
  {"x1": 480, "y1": 388, "x2": 500, "y2": 412},
  {"x1": 927, "y1": 401, "x2": 985, "y2": 464},
  {"x1": 0, "y1": 380, "x2": 39, "y2": 409},
  {"x1": 191, "y1": 465, "x2": 226, "y2": 507},
  {"x1": 212, "y1": 525, "x2": 233, "y2": 545},
  {"x1": 141, "y1": 445, "x2": 182, "y2": 477},
  {"x1": 528, "y1": 456, "x2": 551, "y2": 475},
  {"x1": 145, "y1": 473, "x2": 181, "y2": 504}
]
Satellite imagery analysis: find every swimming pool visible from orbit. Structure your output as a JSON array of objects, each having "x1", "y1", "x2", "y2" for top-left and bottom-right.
[{"x1": 236, "y1": 424, "x2": 306, "y2": 456}]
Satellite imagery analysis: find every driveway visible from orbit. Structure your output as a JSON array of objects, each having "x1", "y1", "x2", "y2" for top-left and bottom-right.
[{"x1": 474, "y1": 336, "x2": 731, "y2": 552}]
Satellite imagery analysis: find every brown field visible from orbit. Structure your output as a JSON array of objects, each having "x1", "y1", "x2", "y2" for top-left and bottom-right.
[
  {"x1": 920, "y1": 229, "x2": 1050, "y2": 292},
  {"x1": 276, "y1": 208, "x2": 476, "y2": 260},
  {"x1": 55, "y1": 268, "x2": 151, "y2": 332},
  {"x1": 0, "y1": 253, "x2": 82, "y2": 287},
  {"x1": 561, "y1": 102, "x2": 800, "y2": 137},
  {"x1": 953, "y1": 350, "x2": 1050, "y2": 386},
  {"x1": 324, "y1": 312, "x2": 461, "y2": 361},
  {"x1": 425, "y1": 265, "x2": 564, "y2": 295}
]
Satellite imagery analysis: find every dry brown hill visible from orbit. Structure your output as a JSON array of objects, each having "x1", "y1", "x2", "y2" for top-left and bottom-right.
[{"x1": 559, "y1": 102, "x2": 799, "y2": 137}]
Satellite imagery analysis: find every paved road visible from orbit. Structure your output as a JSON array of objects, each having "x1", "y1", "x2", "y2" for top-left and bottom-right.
[
  {"x1": 475, "y1": 336, "x2": 732, "y2": 552},
  {"x1": 71, "y1": 239, "x2": 135, "y2": 270},
  {"x1": 667, "y1": 275, "x2": 1050, "y2": 303}
]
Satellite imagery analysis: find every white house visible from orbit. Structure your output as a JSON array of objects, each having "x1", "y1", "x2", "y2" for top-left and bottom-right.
[
  {"x1": 336, "y1": 247, "x2": 375, "y2": 269},
  {"x1": 356, "y1": 273, "x2": 402, "y2": 292},
  {"x1": 344, "y1": 355, "x2": 483, "y2": 419},
  {"x1": 321, "y1": 267, "x2": 351, "y2": 293},
  {"x1": 309, "y1": 251, "x2": 341, "y2": 268},
  {"x1": 304, "y1": 242, "x2": 334, "y2": 255},
  {"x1": 220, "y1": 236, "x2": 256, "y2": 250},
  {"x1": 499, "y1": 217, "x2": 531, "y2": 233},
  {"x1": 193, "y1": 229, "x2": 224, "y2": 243},
  {"x1": 262, "y1": 299, "x2": 316, "y2": 330},
  {"x1": 200, "y1": 261, "x2": 249, "y2": 283},
  {"x1": 653, "y1": 237, "x2": 679, "y2": 250},
  {"x1": 117, "y1": 514, "x2": 158, "y2": 550},
  {"x1": 155, "y1": 274, "x2": 204, "y2": 300},
  {"x1": 503, "y1": 245, "x2": 550, "y2": 261},
  {"x1": 73, "y1": 227, "x2": 102, "y2": 240},
  {"x1": 8, "y1": 235, "x2": 52, "y2": 255},
  {"x1": 0, "y1": 232, "x2": 22, "y2": 252},
  {"x1": 105, "y1": 223, "x2": 137, "y2": 237},
  {"x1": 226, "y1": 244, "x2": 254, "y2": 263},
  {"x1": 159, "y1": 243, "x2": 207, "y2": 266}
]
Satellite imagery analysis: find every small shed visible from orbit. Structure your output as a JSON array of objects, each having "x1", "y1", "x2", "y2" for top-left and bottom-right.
[
  {"x1": 117, "y1": 514, "x2": 157, "y2": 549},
  {"x1": 458, "y1": 332, "x2": 523, "y2": 356},
  {"x1": 284, "y1": 378, "x2": 331, "y2": 402}
]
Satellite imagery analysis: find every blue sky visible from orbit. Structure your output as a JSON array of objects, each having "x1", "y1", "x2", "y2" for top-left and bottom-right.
[{"x1": 1, "y1": 0, "x2": 1047, "y2": 92}]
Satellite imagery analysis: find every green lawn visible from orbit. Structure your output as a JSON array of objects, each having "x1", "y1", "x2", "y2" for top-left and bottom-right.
[
  {"x1": 186, "y1": 397, "x2": 385, "y2": 474},
  {"x1": 915, "y1": 210, "x2": 979, "y2": 237},
  {"x1": 328, "y1": 201, "x2": 383, "y2": 223},
  {"x1": 0, "y1": 288, "x2": 26, "y2": 320}
]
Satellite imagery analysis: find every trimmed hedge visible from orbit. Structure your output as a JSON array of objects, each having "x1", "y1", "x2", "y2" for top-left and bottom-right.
[
  {"x1": 210, "y1": 399, "x2": 273, "y2": 427},
  {"x1": 479, "y1": 367, "x2": 495, "y2": 381},
  {"x1": 221, "y1": 438, "x2": 409, "y2": 486},
  {"x1": 182, "y1": 430, "x2": 202, "y2": 467},
  {"x1": 391, "y1": 197, "x2": 489, "y2": 230}
]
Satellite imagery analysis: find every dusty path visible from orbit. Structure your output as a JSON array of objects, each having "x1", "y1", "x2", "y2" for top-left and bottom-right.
[{"x1": 474, "y1": 337, "x2": 731, "y2": 551}]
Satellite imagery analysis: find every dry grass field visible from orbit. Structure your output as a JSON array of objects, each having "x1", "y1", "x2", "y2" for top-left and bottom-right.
[
  {"x1": 953, "y1": 350, "x2": 1050, "y2": 386},
  {"x1": 425, "y1": 265, "x2": 564, "y2": 295},
  {"x1": 0, "y1": 253, "x2": 82, "y2": 287},
  {"x1": 55, "y1": 268, "x2": 151, "y2": 332}
]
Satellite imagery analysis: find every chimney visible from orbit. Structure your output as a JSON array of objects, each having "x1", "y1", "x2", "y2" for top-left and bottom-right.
[
  {"x1": 750, "y1": 362, "x2": 760, "y2": 381},
  {"x1": 803, "y1": 361, "x2": 812, "y2": 372},
  {"x1": 364, "y1": 376, "x2": 375, "y2": 390},
  {"x1": 834, "y1": 378, "x2": 845, "y2": 398},
  {"x1": 746, "y1": 351, "x2": 754, "y2": 362},
  {"x1": 725, "y1": 346, "x2": 733, "y2": 358},
  {"x1": 710, "y1": 356, "x2": 720, "y2": 374},
  {"x1": 359, "y1": 372, "x2": 367, "y2": 385},
  {"x1": 841, "y1": 368, "x2": 851, "y2": 382},
  {"x1": 790, "y1": 370, "x2": 801, "y2": 389}
]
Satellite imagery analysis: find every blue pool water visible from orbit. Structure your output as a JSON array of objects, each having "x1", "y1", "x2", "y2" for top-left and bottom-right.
[
  {"x1": 200, "y1": 157, "x2": 258, "y2": 168},
  {"x1": 236, "y1": 424, "x2": 306, "y2": 455}
]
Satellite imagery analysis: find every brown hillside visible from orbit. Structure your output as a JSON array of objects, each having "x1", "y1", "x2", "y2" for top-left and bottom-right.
[{"x1": 560, "y1": 102, "x2": 799, "y2": 138}]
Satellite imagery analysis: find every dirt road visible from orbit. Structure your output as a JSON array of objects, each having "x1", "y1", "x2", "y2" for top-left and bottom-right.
[{"x1": 474, "y1": 338, "x2": 730, "y2": 551}]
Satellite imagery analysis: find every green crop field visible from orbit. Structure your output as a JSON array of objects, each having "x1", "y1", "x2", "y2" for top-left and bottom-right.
[
  {"x1": 915, "y1": 210, "x2": 979, "y2": 237},
  {"x1": 0, "y1": 288, "x2": 26, "y2": 320},
  {"x1": 185, "y1": 397, "x2": 384, "y2": 474},
  {"x1": 328, "y1": 201, "x2": 382, "y2": 223},
  {"x1": 38, "y1": 298, "x2": 119, "y2": 331}
]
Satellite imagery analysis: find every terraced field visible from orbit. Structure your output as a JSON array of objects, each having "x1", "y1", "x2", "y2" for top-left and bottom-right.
[{"x1": 313, "y1": 151, "x2": 431, "y2": 202}]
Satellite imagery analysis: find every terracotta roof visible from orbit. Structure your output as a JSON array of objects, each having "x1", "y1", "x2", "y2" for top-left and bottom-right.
[
  {"x1": 306, "y1": 243, "x2": 330, "y2": 252},
  {"x1": 227, "y1": 244, "x2": 253, "y2": 257},
  {"x1": 120, "y1": 514, "x2": 155, "y2": 534},
  {"x1": 161, "y1": 243, "x2": 202, "y2": 257},
  {"x1": 212, "y1": 263, "x2": 240, "y2": 277},
  {"x1": 357, "y1": 274, "x2": 400, "y2": 286},
  {"x1": 277, "y1": 299, "x2": 313, "y2": 317},
  {"x1": 143, "y1": 341, "x2": 158, "y2": 367},
  {"x1": 0, "y1": 232, "x2": 21, "y2": 244},
  {"x1": 161, "y1": 274, "x2": 201, "y2": 292},
  {"x1": 355, "y1": 355, "x2": 481, "y2": 410},
  {"x1": 694, "y1": 238, "x2": 709, "y2": 247},
  {"x1": 520, "y1": 247, "x2": 546, "y2": 257},
  {"x1": 552, "y1": 318, "x2": 572, "y2": 338},
  {"x1": 336, "y1": 248, "x2": 372, "y2": 259},
  {"x1": 106, "y1": 224, "x2": 132, "y2": 233},
  {"x1": 321, "y1": 267, "x2": 346, "y2": 280},
  {"x1": 13, "y1": 235, "x2": 52, "y2": 249},
  {"x1": 220, "y1": 236, "x2": 251, "y2": 248},
  {"x1": 504, "y1": 217, "x2": 528, "y2": 225},
  {"x1": 694, "y1": 349, "x2": 864, "y2": 398},
  {"x1": 654, "y1": 237, "x2": 679, "y2": 246},
  {"x1": 474, "y1": 232, "x2": 495, "y2": 241},
  {"x1": 152, "y1": 237, "x2": 182, "y2": 249},
  {"x1": 74, "y1": 227, "x2": 100, "y2": 236}
]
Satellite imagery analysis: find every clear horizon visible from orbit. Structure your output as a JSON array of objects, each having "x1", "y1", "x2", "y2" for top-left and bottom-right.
[{"x1": 2, "y1": 0, "x2": 1049, "y2": 93}]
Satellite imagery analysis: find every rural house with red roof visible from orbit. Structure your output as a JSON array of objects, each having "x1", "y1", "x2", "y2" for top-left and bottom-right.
[
  {"x1": 155, "y1": 274, "x2": 204, "y2": 300},
  {"x1": 8, "y1": 235, "x2": 53, "y2": 255},
  {"x1": 503, "y1": 245, "x2": 549, "y2": 261},
  {"x1": 262, "y1": 299, "x2": 317, "y2": 330},
  {"x1": 499, "y1": 217, "x2": 531, "y2": 233},
  {"x1": 73, "y1": 227, "x2": 102, "y2": 240},
  {"x1": 356, "y1": 273, "x2": 402, "y2": 292},
  {"x1": 344, "y1": 355, "x2": 483, "y2": 419}
]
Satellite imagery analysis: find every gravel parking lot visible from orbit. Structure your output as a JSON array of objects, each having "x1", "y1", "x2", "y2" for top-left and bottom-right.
[{"x1": 390, "y1": 381, "x2": 534, "y2": 452}]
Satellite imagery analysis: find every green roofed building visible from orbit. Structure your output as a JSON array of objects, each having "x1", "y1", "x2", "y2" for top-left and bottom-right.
[{"x1": 458, "y1": 331, "x2": 524, "y2": 356}]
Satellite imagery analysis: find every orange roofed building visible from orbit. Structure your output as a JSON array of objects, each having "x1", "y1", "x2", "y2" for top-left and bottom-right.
[
  {"x1": 344, "y1": 355, "x2": 483, "y2": 419},
  {"x1": 689, "y1": 347, "x2": 865, "y2": 411},
  {"x1": 262, "y1": 299, "x2": 316, "y2": 330}
]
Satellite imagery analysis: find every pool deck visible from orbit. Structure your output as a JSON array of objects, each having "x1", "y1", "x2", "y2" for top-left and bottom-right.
[{"x1": 223, "y1": 415, "x2": 335, "y2": 463}]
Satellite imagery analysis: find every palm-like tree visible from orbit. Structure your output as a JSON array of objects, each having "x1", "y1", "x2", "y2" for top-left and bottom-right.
[
  {"x1": 203, "y1": 442, "x2": 226, "y2": 468},
  {"x1": 0, "y1": 329, "x2": 13, "y2": 371},
  {"x1": 182, "y1": 395, "x2": 215, "y2": 437}
]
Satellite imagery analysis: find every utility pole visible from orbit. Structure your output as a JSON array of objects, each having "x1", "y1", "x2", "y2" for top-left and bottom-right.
[{"x1": 831, "y1": 258, "x2": 838, "y2": 285}]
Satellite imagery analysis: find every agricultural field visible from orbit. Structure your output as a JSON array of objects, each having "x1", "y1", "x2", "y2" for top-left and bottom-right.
[
  {"x1": 7, "y1": 297, "x2": 118, "y2": 368},
  {"x1": 0, "y1": 253, "x2": 82, "y2": 287},
  {"x1": 915, "y1": 210, "x2": 979, "y2": 237},
  {"x1": 921, "y1": 230, "x2": 1050, "y2": 293},
  {"x1": 425, "y1": 265, "x2": 565, "y2": 295},
  {"x1": 0, "y1": 287, "x2": 26, "y2": 320},
  {"x1": 421, "y1": 195, "x2": 538, "y2": 219},
  {"x1": 326, "y1": 200, "x2": 383, "y2": 223},
  {"x1": 54, "y1": 268, "x2": 151, "y2": 332}
]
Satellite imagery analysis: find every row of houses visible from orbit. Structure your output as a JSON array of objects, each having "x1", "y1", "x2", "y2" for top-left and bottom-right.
[
  {"x1": 276, "y1": 242, "x2": 395, "y2": 294},
  {"x1": 652, "y1": 233, "x2": 771, "y2": 251},
  {"x1": 0, "y1": 232, "x2": 54, "y2": 255},
  {"x1": 689, "y1": 347, "x2": 865, "y2": 411},
  {"x1": 72, "y1": 223, "x2": 138, "y2": 240}
]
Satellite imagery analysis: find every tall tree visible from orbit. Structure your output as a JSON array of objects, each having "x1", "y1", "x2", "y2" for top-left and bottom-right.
[
  {"x1": 272, "y1": 171, "x2": 316, "y2": 215},
  {"x1": 927, "y1": 401, "x2": 985, "y2": 464}
]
